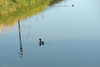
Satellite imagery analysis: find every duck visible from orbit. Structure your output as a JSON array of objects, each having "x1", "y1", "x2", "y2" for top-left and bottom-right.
[
  {"x1": 72, "y1": 4, "x2": 74, "y2": 7},
  {"x1": 39, "y1": 38, "x2": 44, "y2": 46}
]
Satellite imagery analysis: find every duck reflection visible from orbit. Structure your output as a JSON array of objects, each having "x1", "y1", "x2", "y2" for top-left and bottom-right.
[
  {"x1": 39, "y1": 38, "x2": 44, "y2": 46},
  {"x1": 18, "y1": 20, "x2": 23, "y2": 58}
]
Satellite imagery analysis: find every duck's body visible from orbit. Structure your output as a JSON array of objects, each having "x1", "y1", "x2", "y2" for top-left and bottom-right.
[{"x1": 39, "y1": 39, "x2": 44, "y2": 46}]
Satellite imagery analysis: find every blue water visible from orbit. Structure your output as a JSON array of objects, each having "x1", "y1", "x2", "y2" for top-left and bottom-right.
[{"x1": 0, "y1": 0, "x2": 100, "y2": 67}]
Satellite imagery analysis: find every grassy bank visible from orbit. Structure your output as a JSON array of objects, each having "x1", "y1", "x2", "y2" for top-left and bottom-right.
[
  {"x1": 0, "y1": 0, "x2": 52, "y2": 25},
  {"x1": 0, "y1": 0, "x2": 51, "y2": 14},
  {"x1": 0, "y1": 0, "x2": 63, "y2": 26}
]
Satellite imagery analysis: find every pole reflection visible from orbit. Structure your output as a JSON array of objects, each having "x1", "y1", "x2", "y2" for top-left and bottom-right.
[
  {"x1": 0, "y1": 26, "x2": 1, "y2": 36},
  {"x1": 18, "y1": 20, "x2": 23, "y2": 58}
]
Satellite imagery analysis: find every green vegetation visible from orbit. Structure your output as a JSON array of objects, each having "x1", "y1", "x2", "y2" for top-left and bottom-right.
[
  {"x1": 0, "y1": 0, "x2": 63, "y2": 27},
  {"x1": 0, "y1": 0, "x2": 51, "y2": 25},
  {"x1": 0, "y1": 0, "x2": 51, "y2": 14}
]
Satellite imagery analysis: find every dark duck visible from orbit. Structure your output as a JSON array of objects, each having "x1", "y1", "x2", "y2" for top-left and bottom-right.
[{"x1": 39, "y1": 38, "x2": 44, "y2": 46}]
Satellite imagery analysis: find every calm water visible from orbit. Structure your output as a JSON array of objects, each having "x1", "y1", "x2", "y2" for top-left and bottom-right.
[{"x1": 0, "y1": 0, "x2": 100, "y2": 67}]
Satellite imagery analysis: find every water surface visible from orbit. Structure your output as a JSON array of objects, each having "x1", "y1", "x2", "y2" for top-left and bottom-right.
[{"x1": 0, "y1": 0, "x2": 100, "y2": 67}]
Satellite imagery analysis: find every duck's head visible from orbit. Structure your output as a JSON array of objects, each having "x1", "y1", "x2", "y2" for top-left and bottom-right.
[{"x1": 39, "y1": 38, "x2": 41, "y2": 41}]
